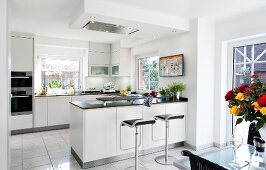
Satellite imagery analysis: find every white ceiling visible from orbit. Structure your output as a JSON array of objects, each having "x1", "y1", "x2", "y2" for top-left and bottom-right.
[{"x1": 10, "y1": 0, "x2": 266, "y2": 46}]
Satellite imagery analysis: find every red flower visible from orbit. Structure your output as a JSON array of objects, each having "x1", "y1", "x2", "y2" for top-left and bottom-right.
[
  {"x1": 238, "y1": 84, "x2": 248, "y2": 93},
  {"x1": 225, "y1": 90, "x2": 233, "y2": 101},
  {"x1": 258, "y1": 95, "x2": 266, "y2": 107}
]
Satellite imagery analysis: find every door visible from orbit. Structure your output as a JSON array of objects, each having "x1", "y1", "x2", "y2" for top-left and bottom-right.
[
  {"x1": 165, "y1": 103, "x2": 187, "y2": 144},
  {"x1": 48, "y1": 96, "x2": 72, "y2": 126},
  {"x1": 11, "y1": 36, "x2": 33, "y2": 71},
  {"x1": 117, "y1": 106, "x2": 143, "y2": 155},
  {"x1": 142, "y1": 104, "x2": 166, "y2": 150}
]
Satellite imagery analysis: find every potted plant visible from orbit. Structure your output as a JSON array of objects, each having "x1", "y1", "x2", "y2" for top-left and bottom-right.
[
  {"x1": 48, "y1": 80, "x2": 62, "y2": 94},
  {"x1": 225, "y1": 75, "x2": 266, "y2": 139},
  {"x1": 168, "y1": 82, "x2": 186, "y2": 100},
  {"x1": 126, "y1": 85, "x2": 132, "y2": 95},
  {"x1": 159, "y1": 87, "x2": 172, "y2": 101}
]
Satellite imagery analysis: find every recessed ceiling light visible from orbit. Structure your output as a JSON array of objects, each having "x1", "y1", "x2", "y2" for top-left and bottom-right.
[
  {"x1": 172, "y1": 30, "x2": 177, "y2": 33},
  {"x1": 90, "y1": 16, "x2": 95, "y2": 19},
  {"x1": 136, "y1": 24, "x2": 141, "y2": 27}
]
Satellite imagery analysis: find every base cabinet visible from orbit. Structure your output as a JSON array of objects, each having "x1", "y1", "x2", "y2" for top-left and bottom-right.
[
  {"x1": 84, "y1": 108, "x2": 117, "y2": 161},
  {"x1": 48, "y1": 96, "x2": 72, "y2": 126},
  {"x1": 34, "y1": 98, "x2": 48, "y2": 127},
  {"x1": 116, "y1": 106, "x2": 143, "y2": 155},
  {"x1": 11, "y1": 115, "x2": 33, "y2": 130},
  {"x1": 142, "y1": 104, "x2": 166, "y2": 150},
  {"x1": 165, "y1": 103, "x2": 187, "y2": 144}
]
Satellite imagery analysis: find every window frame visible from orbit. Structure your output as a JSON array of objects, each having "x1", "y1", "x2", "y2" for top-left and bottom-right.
[
  {"x1": 39, "y1": 55, "x2": 83, "y2": 90},
  {"x1": 228, "y1": 37, "x2": 266, "y2": 142},
  {"x1": 136, "y1": 54, "x2": 159, "y2": 92}
]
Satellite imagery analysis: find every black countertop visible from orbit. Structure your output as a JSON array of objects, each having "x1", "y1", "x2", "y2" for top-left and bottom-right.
[{"x1": 70, "y1": 97, "x2": 188, "y2": 109}]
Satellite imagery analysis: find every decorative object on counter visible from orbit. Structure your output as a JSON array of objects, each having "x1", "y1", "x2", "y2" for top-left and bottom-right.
[
  {"x1": 120, "y1": 89, "x2": 127, "y2": 95},
  {"x1": 225, "y1": 75, "x2": 266, "y2": 140},
  {"x1": 102, "y1": 82, "x2": 116, "y2": 93},
  {"x1": 159, "y1": 87, "x2": 172, "y2": 100},
  {"x1": 48, "y1": 80, "x2": 62, "y2": 94},
  {"x1": 38, "y1": 87, "x2": 47, "y2": 95},
  {"x1": 159, "y1": 54, "x2": 184, "y2": 77},
  {"x1": 126, "y1": 85, "x2": 132, "y2": 95},
  {"x1": 143, "y1": 93, "x2": 153, "y2": 107},
  {"x1": 168, "y1": 82, "x2": 186, "y2": 100},
  {"x1": 69, "y1": 87, "x2": 75, "y2": 95}
]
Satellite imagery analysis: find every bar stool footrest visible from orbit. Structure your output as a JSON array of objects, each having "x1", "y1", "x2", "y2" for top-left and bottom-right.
[
  {"x1": 124, "y1": 165, "x2": 148, "y2": 170},
  {"x1": 155, "y1": 155, "x2": 177, "y2": 165}
]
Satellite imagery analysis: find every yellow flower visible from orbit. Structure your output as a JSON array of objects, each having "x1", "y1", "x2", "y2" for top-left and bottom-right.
[
  {"x1": 260, "y1": 107, "x2": 266, "y2": 115},
  {"x1": 230, "y1": 105, "x2": 240, "y2": 115},
  {"x1": 235, "y1": 93, "x2": 244, "y2": 101},
  {"x1": 252, "y1": 102, "x2": 262, "y2": 110}
]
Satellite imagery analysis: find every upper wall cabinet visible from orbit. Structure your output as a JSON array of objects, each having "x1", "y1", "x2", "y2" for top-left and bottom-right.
[
  {"x1": 11, "y1": 33, "x2": 34, "y2": 71},
  {"x1": 111, "y1": 45, "x2": 131, "y2": 77},
  {"x1": 89, "y1": 42, "x2": 110, "y2": 53},
  {"x1": 88, "y1": 42, "x2": 111, "y2": 76}
]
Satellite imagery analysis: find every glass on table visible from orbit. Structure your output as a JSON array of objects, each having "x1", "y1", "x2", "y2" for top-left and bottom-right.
[{"x1": 227, "y1": 134, "x2": 247, "y2": 168}]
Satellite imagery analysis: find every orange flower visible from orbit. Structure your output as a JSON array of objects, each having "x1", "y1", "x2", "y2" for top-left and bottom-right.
[
  {"x1": 230, "y1": 106, "x2": 240, "y2": 115},
  {"x1": 235, "y1": 93, "x2": 244, "y2": 101},
  {"x1": 252, "y1": 102, "x2": 262, "y2": 110},
  {"x1": 260, "y1": 107, "x2": 266, "y2": 115}
]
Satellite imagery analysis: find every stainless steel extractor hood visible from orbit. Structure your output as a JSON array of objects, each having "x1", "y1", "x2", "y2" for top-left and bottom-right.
[{"x1": 82, "y1": 21, "x2": 139, "y2": 35}]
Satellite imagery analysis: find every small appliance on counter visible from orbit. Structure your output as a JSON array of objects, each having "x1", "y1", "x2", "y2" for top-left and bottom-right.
[{"x1": 102, "y1": 82, "x2": 116, "y2": 93}]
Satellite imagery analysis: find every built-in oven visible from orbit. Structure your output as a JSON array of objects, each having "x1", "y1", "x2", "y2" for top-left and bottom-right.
[
  {"x1": 11, "y1": 90, "x2": 32, "y2": 116},
  {"x1": 11, "y1": 71, "x2": 33, "y2": 116}
]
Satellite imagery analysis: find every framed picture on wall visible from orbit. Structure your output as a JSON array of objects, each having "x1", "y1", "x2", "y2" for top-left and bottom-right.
[{"x1": 159, "y1": 54, "x2": 184, "y2": 77}]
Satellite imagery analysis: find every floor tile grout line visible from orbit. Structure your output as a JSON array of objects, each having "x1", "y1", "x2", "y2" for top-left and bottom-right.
[{"x1": 41, "y1": 133, "x2": 54, "y2": 170}]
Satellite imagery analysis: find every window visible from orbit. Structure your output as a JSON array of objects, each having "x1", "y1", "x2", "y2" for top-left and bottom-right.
[
  {"x1": 233, "y1": 43, "x2": 266, "y2": 143},
  {"x1": 137, "y1": 56, "x2": 159, "y2": 91},
  {"x1": 41, "y1": 58, "x2": 80, "y2": 89}
]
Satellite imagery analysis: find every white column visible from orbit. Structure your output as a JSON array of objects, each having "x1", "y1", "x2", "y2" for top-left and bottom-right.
[{"x1": 0, "y1": 0, "x2": 10, "y2": 169}]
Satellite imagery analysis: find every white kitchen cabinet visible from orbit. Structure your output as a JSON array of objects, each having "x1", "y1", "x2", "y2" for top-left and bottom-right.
[
  {"x1": 142, "y1": 104, "x2": 166, "y2": 150},
  {"x1": 34, "y1": 97, "x2": 48, "y2": 128},
  {"x1": 11, "y1": 114, "x2": 33, "y2": 130},
  {"x1": 11, "y1": 35, "x2": 34, "y2": 71},
  {"x1": 83, "y1": 108, "x2": 117, "y2": 161},
  {"x1": 89, "y1": 52, "x2": 110, "y2": 65},
  {"x1": 89, "y1": 65, "x2": 109, "y2": 77},
  {"x1": 165, "y1": 103, "x2": 187, "y2": 144},
  {"x1": 48, "y1": 96, "x2": 72, "y2": 126},
  {"x1": 89, "y1": 42, "x2": 110, "y2": 53},
  {"x1": 111, "y1": 48, "x2": 131, "y2": 77},
  {"x1": 116, "y1": 106, "x2": 143, "y2": 155}
]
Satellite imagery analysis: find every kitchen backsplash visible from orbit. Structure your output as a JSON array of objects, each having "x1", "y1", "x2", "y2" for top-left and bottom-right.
[{"x1": 84, "y1": 77, "x2": 130, "y2": 91}]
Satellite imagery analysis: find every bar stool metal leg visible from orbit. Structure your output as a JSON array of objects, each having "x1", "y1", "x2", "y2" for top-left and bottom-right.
[
  {"x1": 135, "y1": 126, "x2": 138, "y2": 170},
  {"x1": 155, "y1": 120, "x2": 176, "y2": 165}
]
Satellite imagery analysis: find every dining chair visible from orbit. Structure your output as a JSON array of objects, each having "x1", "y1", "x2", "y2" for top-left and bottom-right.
[
  {"x1": 181, "y1": 150, "x2": 228, "y2": 170},
  {"x1": 247, "y1": 122, "x2": 261, "y2": 146}
]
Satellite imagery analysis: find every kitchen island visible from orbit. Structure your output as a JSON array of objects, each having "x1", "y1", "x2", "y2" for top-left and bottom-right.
[{"x1": 69, "y1": 97, "x2": 188, "y2": 168}]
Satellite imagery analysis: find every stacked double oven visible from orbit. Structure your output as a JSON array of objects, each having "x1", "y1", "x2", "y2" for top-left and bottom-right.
[{"x1": 11, "y1": 71, "x2": 33, "y2": 133}]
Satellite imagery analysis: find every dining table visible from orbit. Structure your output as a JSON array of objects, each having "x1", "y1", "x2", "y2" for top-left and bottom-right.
[{"x1": 174, "y1": 144, "x2": 266, "y2": 170}]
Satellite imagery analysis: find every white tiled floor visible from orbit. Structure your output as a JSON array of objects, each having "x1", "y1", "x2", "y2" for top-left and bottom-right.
[{"x1": 10, "y1": 129, "x2": 218, "y2": 170}]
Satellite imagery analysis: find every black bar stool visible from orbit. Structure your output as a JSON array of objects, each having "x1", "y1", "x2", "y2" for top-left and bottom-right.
[
  {"x1": 121, "y1": 118, "x2": 156, "y2": 170},
  {"x1": 154, "y1": 114, "x2": 185, "y2": 165}
]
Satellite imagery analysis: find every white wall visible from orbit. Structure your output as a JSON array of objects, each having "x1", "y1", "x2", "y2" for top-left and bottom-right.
[
  {"x1": 196, "y1": 19, "x2": 215, "y2": 147},
  {"x1": 0, "y1": 0, "x2": 10, "y2": 169},
  {"x1": 131, "y1": 18, "x2": 216, "y2": 149},
  {"x1": 132, "y1": 19, "x2": 199, "y2": 147},
  {"x1": 214, "y1": 7, "x2": 266, "y2": 146}
]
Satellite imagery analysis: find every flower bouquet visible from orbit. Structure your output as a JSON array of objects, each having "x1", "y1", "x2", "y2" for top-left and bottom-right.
[{"x1": 225, "y1": 75, "x2": 266, "y2": 130}]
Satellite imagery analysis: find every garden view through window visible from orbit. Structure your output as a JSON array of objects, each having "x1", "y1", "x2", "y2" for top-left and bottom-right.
[
  {"x1": 138, "y1": 56, "x2": 159, "y2": 91},
  {"x1": 233, "y1": 43, "x2": 266, "y2": 143},
  {"x1": 41, "y1": 58, "x2": 80, "y2": 90}
]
